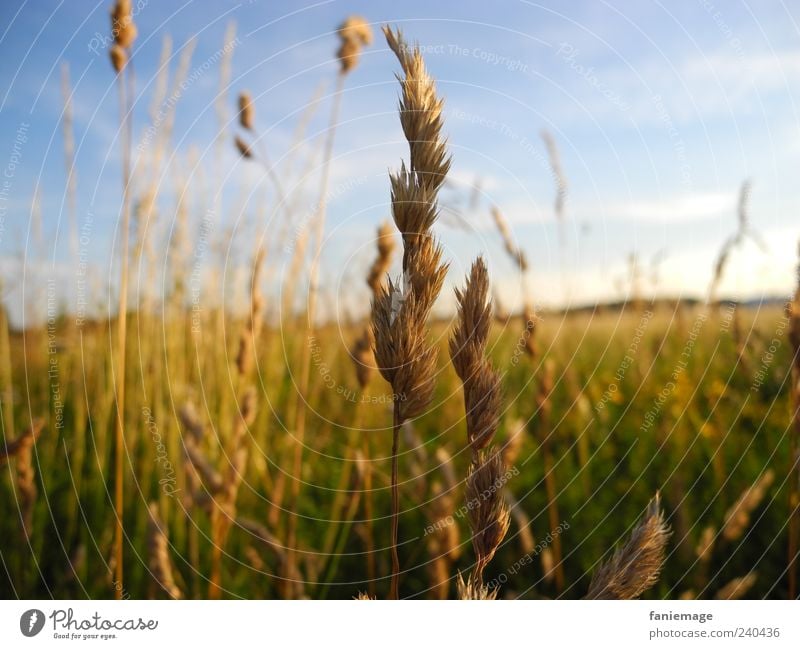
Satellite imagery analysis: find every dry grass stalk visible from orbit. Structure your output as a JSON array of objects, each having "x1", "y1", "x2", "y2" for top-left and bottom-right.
[
  {"x1": 708, "y1": 179, "x2": 766, "y2": 303},
  {"x1": 350, "y1": 220, "x2": 396, "y2": 595},
  {"x1": 371, "y1": 25, "x2": 450, "y2": 599},
  {"x1": 522, "y1": 304, "x2": 538, "y2": 361},
  {"x1": 234, "y1": 135, "x2": 253, "y2": 159},
  {"x1": 233, "y1": 90, "x2": 288, "y2": 212},
  {"x1": 236, "y1": 516, "x2": 287, "y2": 566},
  {"x1": 586, "y1": 494, "x2": 670, "y2": 599},
  {"x1": 238, "y1": 91, "x2": 254, "y2": 130},
  {"x1": 209, "y1": 387, "x2": 257, "y2": 598},
  {"x1": 146, "y1": 502, "x2": 183, "y2": 599},
  {"x1": 350, "y1": 328, "x2": 374, "y2": 390},
  {"x1": 695, "y1": 525, "x2": 716, "y2": 562},
  {"x1": 244, "y1": 546, "x2": 264, "y2": 571},
  {"x1": 337, "y1": 16, "x2": 373, "y2": 74},
  {"x1": 180, "y1": 388, "x2": 257, "y2": 599},
  {"x1": 540, "y1": 129, "x2": 568, "y2": 224},
  {"x1": 235, "y1": 248, "x2": 265, "y2": 378},
  {"x1": 449, "y1": 258, "x2": 510, "y2": 597},
  {"x1": 504, "y1": 490, "x2": 536, "y2": 556},
  {"x1": 110, "y1": 45, "x2": 126, "y2": 73},
  {"x1": 4, "y1": 420, "x2": 44, "y2": 541},
  {"x1": 732, "y1": 305, "x2": 751, "y2": 376},
  {"x1": 456, "y1": 572, "x2": 498, "y2": 600},
  {"x1": 111, "y1": 0, "x2": 137, "y2": 48},
  {"x1": 788, "y1": 242, "x2": 800, "y2": 598},
  {"x1": 1, "y1": 419, "x2": 43, "y2": 466},
  {"x1": 366, "y1": 220, "x2": 396, "y2": 294},
  {"x1": 722, "y1": 469, "x2": 774, "y2": 542},
  {"x1": 352, "y1": 221, "x2": 396, "y2": 388},
  {"x1": 354, "y1": 591, "x2": 374, "y2": 600},
  {"x1": 534, "y1": 359, "x2": 565, "y2": 591},
  {"x1": 109, "y1": 0, "x2": 137, "y2": 599},
  {"x1": 282, "y1": 17, "x2": 374, "y2": 597},
  {"x1": 490, "y1": 206, "x2": 527, "y2": 272},
  {"x1": 61, "y1": 63, "x2": 78, "y2": 258},
  {"x1": 425, "y1": 474, "x2": 462, "y2": 598},
  {"x1": 716, "y1": 571, "x2": 757, "y2": 600}
]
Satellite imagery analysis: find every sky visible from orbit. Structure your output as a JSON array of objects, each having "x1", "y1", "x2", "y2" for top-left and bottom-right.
[{"x1": 1, "y1": 0, "x2": 799, "y2": 326}]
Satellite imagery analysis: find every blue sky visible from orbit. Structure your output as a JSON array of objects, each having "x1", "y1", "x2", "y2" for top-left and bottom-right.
[{"x1": 1, "y1": 0, "x2": 799, "y2": 324}]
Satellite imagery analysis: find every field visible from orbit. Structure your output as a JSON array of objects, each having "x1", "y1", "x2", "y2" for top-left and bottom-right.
[
  {"x1": 1, "y1": 300, "x2": 797, "y2": 599},
  {"x1": 1, "y1": 3, "x2": 799, "y2": 601}
]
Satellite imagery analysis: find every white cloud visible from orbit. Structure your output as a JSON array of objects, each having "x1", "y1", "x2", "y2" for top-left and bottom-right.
[{"x1": 610, "y1": 190, "x2": 735, "y2": 223}]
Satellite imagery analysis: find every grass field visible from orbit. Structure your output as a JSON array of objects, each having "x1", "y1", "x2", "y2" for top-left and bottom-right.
[{"x1": 1, "y1": 301, "x2": 797, "y2": 598}]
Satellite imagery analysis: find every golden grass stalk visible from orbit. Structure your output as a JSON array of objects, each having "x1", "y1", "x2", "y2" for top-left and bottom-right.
[
  {"x1": 208, "y1": 247, "x2": 262, "y2": 596},
  {"x1": 731, "y1": 306, "x2": 751, "y2": 376},
  {"x1": 0, "y1": 291, "x2": 13, "y2": 442},
  {"x1": 236, "y1": 516, "x2": 286, "y2": 566},
  {"x1": 788, "y1": 242, "x2": 800, "y2": 598},
  {"x1": 235, "y1": 248, "x2": 265, "y2": 378},
  {"x1": 371, "y1": 25, "x2": 450, "y2": 599},
  {"x1": 238, "y1": 91, "x2": 254, "y2": 131},
  {"x1": 490, "y1": 205, "x2": 538, "y2": 359},
  {"x1": 208, "y1": 387, "x2": 257, "y2": 598},
  {"x1": 716, "y1": 572, "x2": 757, "y2": 599},
  {"x1": 721, "y1": 469, "x2": 774, "y2": 542},
  {"x1": 345, "y1": 221, "x2": 396, "y2": 595},
  {"x1": 695, "y1": 525, "x2": 716, "y2": 563},
  {"x1": 490, "y1": 206, "x2": 527, "y2": 272},
  {"x1": 450, "y1": 258, "x2": 510, "y2": 597},
  {"x1": 146, "y1": 502, "x2": 183, "y2": 599},
  {"x1": 456, "y1": 572, "x2": 498, "y2": 600},
  {"x1": 708, "y1": 179, "x2": 765, "y2": 304},
  {"x1": 0, "y1": 419, "x2": 43, "y2": 465},
  {"x1": 354, "y1": 592, "x2": 374, "y2": 600},
  {"x1": 586, "y1": 494, "x2": 670, "y2": 599},
  {"x1": 234, "y1": 91, "x2": 289, "y2": 210},
  {"x1": 534, "y1": 359, "x2": 565, "y2": 591},
  {"x1": 234, "y1": 135, "x2": 253, "y2": 159},
  {"x1": 111, "y1": 0, "x2": 137, "y2": 47},
  {"x1": 336, "y1": 16, "x2": 373, "y2": 74},
  {"x1": 60, "y1": 63, "x2": 78, "y2": 258},
  {"x1": 425, "y1": 478, "x2": 461, "y2": 599},
  {"x1": 109, "y1": 0, "x2": 137, "y2": 599},
  {"x1": 540, "y1": 129, "x2": 567, "y2": 224},
  {"x1": 2, "y1": 420, "x2": 44, "y2": 541},
  {"x1": 693, "y1": 524, "x2": 716, "y2": 592},
  {"x1": 283, "y1": 16, "x2": 373, "y2": 597},
  {"x1": 504, "y1": 490, "x2": 536, "y2": 556}
]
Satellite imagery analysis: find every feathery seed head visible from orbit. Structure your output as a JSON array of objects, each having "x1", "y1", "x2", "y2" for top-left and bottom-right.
[
  {"x1": 350, "y1": 328, "x2": 375, "y2": 389},
  {"x1": 383, "y1": 27, "x2": 451, "y2": 195},
  {"x1": 372, "y1": 277, "x2": 440, "y2": 421},
  {"x1": 465, "y1": 449, "x2": 511, "y2": 571},
  {"x1": 238, "y1": 91, "x2": 254, "y2": 130},
  {"x1": 463, "y1": 363, "x2": 502, "y2": 453},
  {"x1": 234, "y1": 135, "x2": 253, "y2": 159},
  {"x1": 450, "y1": 257, "x2": 491, "y2": 382},
  {"x1": 111, "y1": 0, "x2": 137, "y2": 49},
  {"x1": 339, "y1": 16, "x2": 373, "y2": 46},
  {"x1": 147, "y1": 502, "x2": 183, "y2": 599},
  {"x1": 586, "y1": 493, "x2": 670, "y2": 599},
  {"x1": 366, "y1": 221, "x2": 396, "y2": 294},
  {"x1": 336, "y1": 16, "x2": 373, "y2": 74},
  {"x1": 110, "y1": 44, "x2": 127, "y2": 73},
  {"x1": 456, "y1": 572, "x2": 498, "y2": 600},
  {"x1": 722, "y1": 469, "x2": 774, "y2": 541}
]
